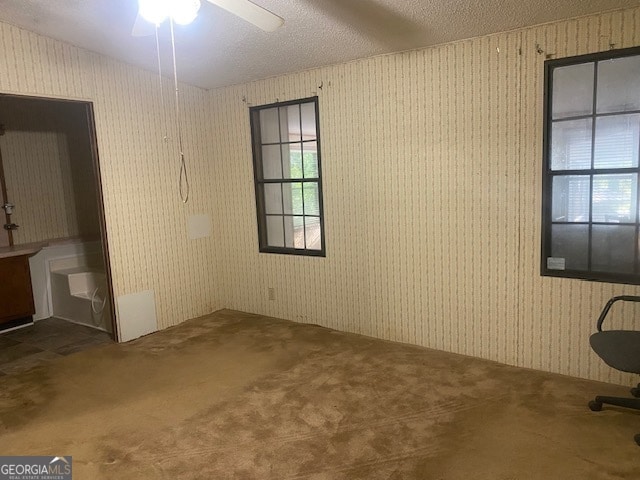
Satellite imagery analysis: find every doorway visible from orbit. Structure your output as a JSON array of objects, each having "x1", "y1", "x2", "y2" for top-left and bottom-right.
[
  {"x1": 0, "y1": 94, "x2": 117, "y2": 343},
  {"x1": 0, "y1": 129, "x2": 12, "y2": 248}
]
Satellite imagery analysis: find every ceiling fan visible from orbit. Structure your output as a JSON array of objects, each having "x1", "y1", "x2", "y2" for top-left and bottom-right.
[
  {"x1": 132, "y1": 0, "x2": 284, "y2": 36},
  {"x1": 132, "y1": 0, "x2": 283, "y2": 204}
]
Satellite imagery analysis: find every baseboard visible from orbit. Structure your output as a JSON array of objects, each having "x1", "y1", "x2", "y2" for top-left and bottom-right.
[{"x1": 0, "y1": 316, "x2": 33, "y2": 333}]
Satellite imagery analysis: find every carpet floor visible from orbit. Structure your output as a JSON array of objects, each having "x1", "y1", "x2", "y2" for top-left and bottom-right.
[{"x1": 0, "y1": 309, "x2": 638, "y2": 479}]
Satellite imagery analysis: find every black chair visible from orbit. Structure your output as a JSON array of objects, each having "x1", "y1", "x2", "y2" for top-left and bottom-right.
[{"x1": 588, "y1": 295, "x2": 640, "y2": 446}]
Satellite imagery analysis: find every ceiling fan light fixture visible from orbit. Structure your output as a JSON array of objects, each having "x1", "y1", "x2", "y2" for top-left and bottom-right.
[
  {"x1": 138, "y1": 0, "x2": 169, "y2": 26},
  {"x1": 138, "y1": 0, "x2": 201, "y2": 27},
  {"x1": 170, "y1": 0, "x2": 201, "y2": 25}
]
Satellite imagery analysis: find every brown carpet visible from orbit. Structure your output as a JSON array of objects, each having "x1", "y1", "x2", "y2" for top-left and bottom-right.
[{"x1": 0, "y1": 309, "x2": 638, "y2": 479}]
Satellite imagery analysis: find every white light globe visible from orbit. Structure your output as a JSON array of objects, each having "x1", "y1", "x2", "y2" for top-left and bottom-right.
[
  {"x1": 170, "y1": 0, "x2": 201, "y2": 25},
  {"x1": 138, "y1": 0, "x2": 170, "y2": 26}
]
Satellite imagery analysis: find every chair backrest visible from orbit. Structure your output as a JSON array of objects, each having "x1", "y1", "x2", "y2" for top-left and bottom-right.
[{"x1": 590, "y1": 331, "x2": 640, "y2": 374}]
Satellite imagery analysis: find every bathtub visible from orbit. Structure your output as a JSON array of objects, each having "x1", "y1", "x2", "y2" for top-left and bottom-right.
[{"x1": 28, "y1": 238, "x2": 112, "y2": 332}]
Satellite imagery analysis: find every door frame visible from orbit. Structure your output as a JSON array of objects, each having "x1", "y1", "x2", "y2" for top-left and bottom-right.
[
  {"x1": 0, "y1": 127, "x2": 14, "y2": 247},
  {"x1": 0, "y1": 93, "x2": 118, "y2": 341}
]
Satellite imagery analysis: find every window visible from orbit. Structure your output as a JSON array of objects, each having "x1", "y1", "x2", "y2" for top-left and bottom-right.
[
  {"x1": 542, "y1": 47, "x2": 640, "y2": 284},
  {"x1": 249, "y1": 97, "x2": 325, "y2": 256}
]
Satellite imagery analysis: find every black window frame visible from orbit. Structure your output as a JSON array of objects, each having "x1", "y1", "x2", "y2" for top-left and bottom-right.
[
  {"x1": 249, "y1": 96, "x2": 326, "y2": 257},
  {"x1": 541, "y1": 45, "x2": 640, "y2": 285}
]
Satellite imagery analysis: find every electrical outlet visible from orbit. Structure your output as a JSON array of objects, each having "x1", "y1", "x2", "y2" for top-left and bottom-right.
[{"x1": 268, "y1": 287, "x2": 275, "y2": 301}]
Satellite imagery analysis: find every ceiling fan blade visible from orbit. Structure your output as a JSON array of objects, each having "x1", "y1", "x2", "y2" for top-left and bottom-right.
[
  {"x1": 131, "y1": 12, "x2": 155, "y2": 37},
  {"x1": 206, "y1": 0, "x2": 284, "y2": 32}
]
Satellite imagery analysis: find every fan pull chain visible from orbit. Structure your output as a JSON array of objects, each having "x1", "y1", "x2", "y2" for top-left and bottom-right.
[
  {"x1": 155, "y1": 25, "x2": 169, "y2": 142},
  {"x1": 169, "y1": 18, "x2": 190, "y2": 204}
]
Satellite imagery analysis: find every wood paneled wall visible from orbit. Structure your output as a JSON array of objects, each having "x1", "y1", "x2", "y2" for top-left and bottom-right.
[
  {"x1": 0, "y1": 97, "x2": 100, "y2": 244},
  {"x1": 0, "y1": 22, "x2": 223, "y2": 333},
  {"x1": 210, "y1": 6, "x2": 640, "y2": 385}
]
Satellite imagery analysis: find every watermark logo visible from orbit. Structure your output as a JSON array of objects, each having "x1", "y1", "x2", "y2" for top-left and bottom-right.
[{"x1": 0, "y1": 456, "x2": 72, "y2": 480}]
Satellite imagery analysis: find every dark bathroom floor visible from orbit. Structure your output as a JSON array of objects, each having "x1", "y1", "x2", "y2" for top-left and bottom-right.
[{"x1": 0, "y1": 317, "x2": 113, "y2": 376}]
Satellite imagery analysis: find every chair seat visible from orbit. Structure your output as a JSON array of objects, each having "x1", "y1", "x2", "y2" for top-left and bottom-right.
[{"x1": 590, "y1": 330, "x2": 640, "y2": 374}]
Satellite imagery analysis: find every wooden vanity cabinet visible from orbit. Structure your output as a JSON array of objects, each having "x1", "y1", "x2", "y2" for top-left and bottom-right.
[{"x1": 0, "y1": 254, "x2": 35, "y2": 325}]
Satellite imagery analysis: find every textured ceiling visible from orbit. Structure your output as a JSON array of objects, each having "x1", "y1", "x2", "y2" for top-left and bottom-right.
[{"x1": 0, "y1": 0, "x2": 638, "y2": 90}]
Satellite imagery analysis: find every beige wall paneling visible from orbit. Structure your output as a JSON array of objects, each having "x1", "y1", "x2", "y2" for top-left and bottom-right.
[
  {"x1": 518, "y1": 9, "x2": 640, "y2": 385},
  {"x1": 211, "y1": 31, "x2": 525, "y2": 365},
  {"x1": 0, "y1": 22, "x2": 223, "y2": 334},
  {"x1": 211, "y1": 6, "x2": 640, "y2": 384},
  {"x1": 0, "y1": 97, "x2": 101, "y2": 244},
  {"x1": 88, "y1": 54, "x2": 222, "y2": 331},
  {"x1": 1, "y1": 126, "x2": 74, "y2": 243}
]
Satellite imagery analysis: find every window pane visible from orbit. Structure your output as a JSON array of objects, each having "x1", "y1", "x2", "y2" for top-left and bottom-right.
[
  {"x1": 283, "y1": 183, "x2": 303, "y2": 215},
  {"x1": 262, "y1": 145, "x2": 282, "y2": 179},
  {"x1": 286, "y1": 143, "x2": 303, "y2": 179},
  {"x1": 264, "y1": 183, "x2": 283, "y2": 214},
  {"x1": 259, "y1": 108, "x2": 280, "y2": 144},
  {"x1": 250, "y1": 97, "x2": 324, "y2": 256},
  {"x1": 551, "y1": 118, "x2": 592, "y2": 170},
  {"x1": 288, "y1": 216, "x2": 305, "y2": 249},
  {"x1": 279, "y1": 144, "x2": 290, "y2": 179},
  {"x1": 282, "y1": 216, "x2": 294, "y2": 248},
  {"x1": 305, "y1": 216, "x2": 322, "y2": 250},
  {"x1": 551, "y1": 224, "x2": 589, "y2": 270},
  {"x1": 303, "y1": 182, "x2": 320, "y2": 216},
  {"x1": 266, "y1": 215, "x2": 284, "y2": 247},
  {"x1": 301, "y1": 102, "x2": 317, "y2": 140},
  {"x1": 302, "y1": 141, "x2": 319, "y2": 178},
  {"x1": 592, "y1": 225, "x2": 636, "y2": 273},
  {"x1": 282, "y1": 105, "x2": 301, "y2": 142},
  {"x1": 594, "y1": 114, "x2": 640, "y2": 169},
  {"x1": 552, "y1": 63, "x2": 594, "y2": 119},
  {"x1": 592, "y1": 174, "x2": 637, "y2": 223},
  {"x1": 597, "y1": 55, "x2": 640, "y2": 114},
  {"x1": 552, "y1": 175, "x2": 590, "y2": 222}
]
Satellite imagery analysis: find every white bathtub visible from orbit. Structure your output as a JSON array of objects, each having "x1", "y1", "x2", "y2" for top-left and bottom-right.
[{"x1": 28, "y1": 238, "x2": 111, "y2": 332}]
